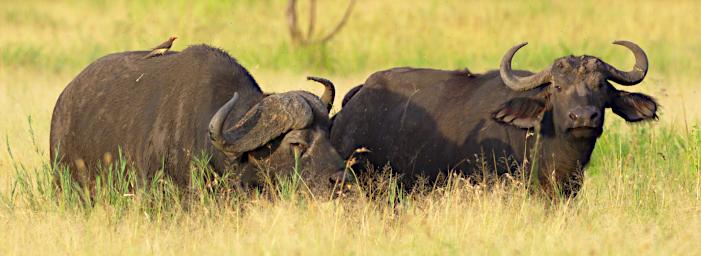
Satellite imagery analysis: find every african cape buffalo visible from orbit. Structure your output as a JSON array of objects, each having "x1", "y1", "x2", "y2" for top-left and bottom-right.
[
  {"x1": 331, "y1": 41, "x2": 658, "y2": 196},
  {"x1": 50, "y1": 44, "x2": 345, "y2": 189}
]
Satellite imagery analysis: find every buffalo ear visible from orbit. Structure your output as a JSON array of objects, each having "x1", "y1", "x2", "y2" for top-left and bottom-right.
[
  {"x1": 223, "y1": 93, "x2": 313, "y2": 153},
  {"x1": 492, "y1": 97, "x2": 547, "y2": 128},
  {"x1": 610, "y1": 91, "x2": 658, "y2": 122},
  {"x1": 342, "y1": 84, "x2": 364, "y2": 107}
]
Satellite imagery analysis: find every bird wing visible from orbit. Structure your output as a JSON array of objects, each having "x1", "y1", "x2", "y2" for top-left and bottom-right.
[
  {"x1": 143, "y1": 48, "x2": 168, "y2": 59},
  {"x1": 151, "y1": 39, "x2": 173, "y2": 50}
]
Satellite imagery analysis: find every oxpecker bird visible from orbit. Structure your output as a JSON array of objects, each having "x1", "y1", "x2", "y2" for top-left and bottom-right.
[{"x1": 143, "y1": 35, "x2": 177, "y2": 59}]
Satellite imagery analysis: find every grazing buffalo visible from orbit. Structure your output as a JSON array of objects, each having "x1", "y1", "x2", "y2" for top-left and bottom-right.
[
  {"x1": 50, "y1": 44, "x2": 345, "y2": 189},
  {"x1": 331, "y1": 41, "x2": 658, "y2": 196}
]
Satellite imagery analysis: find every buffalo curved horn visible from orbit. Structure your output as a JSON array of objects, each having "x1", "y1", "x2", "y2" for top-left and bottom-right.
[
  {"x1": 209, "y1": 92, "x2": 239, "y2": 153},
  {"x1": 307, "y1": 76, "x2": 335, "y2": 111},
  {"x1": 499, "y1": 42, "x2": 552, "y2": 91},
  {"x1": 209, "y1": 92, "x2": 315, "y2": 155},
  {"x1": 603, "y1": 40, "x2": 648, "y2": 86}
]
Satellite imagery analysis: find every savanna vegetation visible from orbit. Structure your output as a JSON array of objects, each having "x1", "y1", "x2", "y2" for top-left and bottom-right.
[{"x1": 1, "y1": 0, "x2": 700, "y2": 254}]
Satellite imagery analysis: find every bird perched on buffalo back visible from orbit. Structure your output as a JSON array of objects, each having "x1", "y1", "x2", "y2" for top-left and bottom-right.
[{"x1": 143, "y1": 35, "x2": 177, "y2": 59}]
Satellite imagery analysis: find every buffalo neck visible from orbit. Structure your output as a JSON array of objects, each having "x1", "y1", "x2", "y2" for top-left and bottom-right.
[
  {"x1": 532, "y1": 112, "x2": 598, "y2": 183},
  {"x1": 539, "y1": 132, "x2": 598, "y2": 173}
]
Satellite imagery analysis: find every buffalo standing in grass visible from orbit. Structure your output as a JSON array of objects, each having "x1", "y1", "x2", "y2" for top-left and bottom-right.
[
  {"x1": 331, "y1": 41, "x2": 658, "y2": 196},
  {"x1": 51, "y1": 44, "x2": 345, "y2": 189}
]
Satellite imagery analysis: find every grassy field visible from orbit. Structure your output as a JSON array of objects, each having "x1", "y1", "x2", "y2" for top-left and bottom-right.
[{"x1": 1, "y1": 0, "x2": 700, "y2": 254}]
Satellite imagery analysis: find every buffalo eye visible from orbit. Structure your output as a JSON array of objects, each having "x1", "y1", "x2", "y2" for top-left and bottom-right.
[{"x1": 554, "y1": 85, "x2": 562, "y2": 92}]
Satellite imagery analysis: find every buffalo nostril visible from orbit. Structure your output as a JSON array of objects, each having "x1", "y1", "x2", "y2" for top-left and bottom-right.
[
  {"x1": 590, "y1": 111, "x2": 599, "y2": 120},
  {"x1": 329, "y1": 171, "x2": 352, "y2": 185},
  {"x1": 329, "y1": 175, "x2": 339, "y2": 184},
  {"x1": 569, "y1": 112, "x2": 578, "y2": 120}
]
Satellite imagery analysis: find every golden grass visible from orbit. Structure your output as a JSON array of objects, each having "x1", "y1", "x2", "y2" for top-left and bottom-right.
[
  {"x1": 1, "y1": 0, "x2": 701, "y2": 254},
  {"x1": 2, "y1": 170, "x2": 700, "y2": 255}
]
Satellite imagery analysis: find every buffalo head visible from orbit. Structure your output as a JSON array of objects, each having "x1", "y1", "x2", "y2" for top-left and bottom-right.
[
  {"x1": 208, "y1": 78, "x2": 346, "y2": 187},
  {"x1": 494, "y1": 41, "x2": 658, "y2": 139}
]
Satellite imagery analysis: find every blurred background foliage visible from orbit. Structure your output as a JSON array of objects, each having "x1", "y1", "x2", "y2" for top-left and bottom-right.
[{"x1": 1, "y1": 0, "x2": 699, "y2": 78}]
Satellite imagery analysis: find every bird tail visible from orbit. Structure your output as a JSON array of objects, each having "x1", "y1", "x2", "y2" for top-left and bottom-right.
[{"x1": 142, "y1": 52, "x2": 157, "y2": 59}]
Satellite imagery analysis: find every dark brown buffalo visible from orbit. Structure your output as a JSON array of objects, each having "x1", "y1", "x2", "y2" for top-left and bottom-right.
[
  {"x1": 50, "y1": 44, "x2": 344, "y2": 189},
  {"x1": 331, "y1": 41, "x2": 658, "y2": 196}
]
